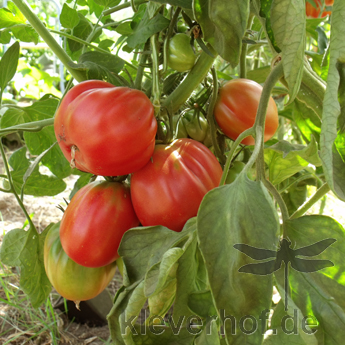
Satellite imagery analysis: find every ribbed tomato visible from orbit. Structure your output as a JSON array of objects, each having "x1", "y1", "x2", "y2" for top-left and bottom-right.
[
  {"x1": 306, "y1": 0, "x2": 332, "y2": 18},
  {"x1": 54, "y1": 80, "x2": 157, "y2": 176},
  {"x1": 130, "y1": 138, "x2": 223, "y2": 232},
  {"x1": 44, "y1": 223, "x2": 116, "y2": 304},
  {"x1": 214, "y1": 78, "x2": 278, "y2": 146},
  {"x1": 60, "y1": 181, "x2": 139, "y2": 267}
]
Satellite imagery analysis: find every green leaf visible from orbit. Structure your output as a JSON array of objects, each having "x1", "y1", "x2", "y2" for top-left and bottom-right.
[
  {"x1": 1, "y1": 96, "x2": 72, "y2": 179},
  {"x1": 259, "y1": 0, "x2": 280, "y2": 52},
  {"x1": 68, "y1": 13, "x2": 93, "y2": 52},
  {"x1": 0, "y1": 5, "x2": 26, "y2": 29},
  {"x1": 194, "y1": 0, "x2": 250, "y2": 66},
  {"x1": 0, "y1": 228, "x2": 28, "y2": 266},
  {"x1": 279, "y1": 216, "x2": 345, "y2": 343},
  {"x1": 11, "y1": 25, "x2": 39, "y2": 44},
  {"x1": 115, "y1": 22, "x2": 133, "y2": 36},
  {"x1": 195, "y1": 320, "x2": 220, "y2": 345},
  {"x1": 281, "y1": 182, "x2": 308, "y2": 215},
  {"x1": 264, "y1": 138, "x2": 321, "y2": 185},
  {"x1": 306, "y1": 18, "x2": 324, "y2": 42},
  {"x1": 188, "y1": 290, "x2": 217, "y2": 319},
  {"x1": 19, "y1": 227, "x2": 52, "y2": 308},
  {"x1": 69, "y1": 173, "x2": 93, "y2": 200},
  {"x1": 8, "y1": 147, "x2": 66, "y2": 196},
  {"x1": 127, "y1": 11, "x2": 170, "y2": 49},
  {"x1": 0, "y1": 41, "x2": 19, "y2": 93},
  {"x1": 197, "y1": 174, "x2": 280, "y2": 344},
  {"x1": 119, "y1": 224, "x2": 191, "y2": 286},
  {"x1": 320, "y1": 0, "x2": 345, "y2": 201},
  {"x1": 0, "y1": 29, "x2": 11, "y2": 44},
  {"x1": 60, "y1": 3, "x2": 80, "y2": 29},
  {"x1": 247, "y1": 65, "x2": 271, "y2": 84},
  {"x1": 151, "y1": 0, "x2": 192, "y2": 9},
  {"x1": 93, "y1": 0, "x2": 120, "y2": 7},
  {"x1": 271, "y1": 0, "x2": 306, "y2": 102}
]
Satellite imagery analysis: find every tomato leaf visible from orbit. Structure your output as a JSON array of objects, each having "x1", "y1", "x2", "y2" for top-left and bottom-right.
[
  {"x1": 259, "y1": 0, "x2": 280, "y2": 52},
  {"x1": 8, "y1": 147, "x2": 66, "y2": 196},
  {"x1": 68, "y1": 13, "x2": 93, "y2": 53},
  {"x1": 0, "y1": 228, "x2": 28, "y2": 266},
  {"x1": 276, "y1": 216, "x2": 345, "y2": 342},
  {"x1": 271, "y1": 0, "x2": 306, "y2": 103},
  {"x1": 247, "y1": 65, "x2": 271, "y2": 84},
  {"x1": 197, "y1": 174, "x2": 280, "y2": 344},
  {"x1": 188, "y1": 290, "x2": 217, "y2": 319},
  {"x1": 320, "y1": 0, "x2": 345, "y2": 201},
  {"x1": 264, "y1": 137, "x2": 321, "y2": 185},
  {"x1": 93, "y1": 0, "x2": 120, "y2": 8},
  {"x1": 194, "y1": 0, "x2": 250, "y2": 66},
  {"x1": 194, "y1": 320, "x2": 220, "y2": 345},
  {"x1": 1, "y1": 96, "x2": 72, "y2": 179},
  {"x1": 0, "y1": 4, "x2": 26, "y2": 29},
  {"x1": 0, "y1": 29, "x2": 12, "y2": 44},
  {"x1": 127, "y1": 11, "x2": 169, "y2": 49},
  {"x1": 19, "y1": 227, "x2": 52, "y2": 308},
  {"x1": 152, "y1": 0, "x2": 192, "y2": 10},
  {"x1": 0, "y1": 41, "x2": 19, "y2": 94},
  {"x1": 60, "y1": 3, "x2": 80, "y2": 29}
]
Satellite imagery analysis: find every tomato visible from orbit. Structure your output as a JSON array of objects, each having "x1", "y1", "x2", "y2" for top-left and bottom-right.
[
  {"x1": 167, "y1": 34, "x2": 196, "y2": 72},
  {"x1": 306, "y1": 0, "x2": 332, "y2": 18},
  {"x1": 214, "y1": 79, "x2": 278, "y2": 146},
  {"x1": 60, "y1": 181, "x2": 139, "y2": 268},
  {"x1": 54, "y1": 80, "x2": 157, "y2": 176},
  {"x1": 183, "y1": 111, "x2": 209, "y2": 142},
  {"x1": 44, "y1": 223, "x2": 116, "y2": 304},
  {"x1": 130, "y1": 138, "x2": 223, "y2": 232}
]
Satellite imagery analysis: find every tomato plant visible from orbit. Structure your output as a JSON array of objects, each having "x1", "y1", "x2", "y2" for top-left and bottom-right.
[
  {"x1": 44, "y1": 223, "x2": 116, "y2": 305},
  {"x1": 306, "y1": 0, "x2": 332, "y2": 18},
  {"x1": 214, "y1": 78, "x2": 279, "y2": 145},
  {"x1": 167, "y1": 33, "x2": 197, "y2": 72},
  {"x1": 60, "y1": 181, "x2": 139, "y2": 267},
  {"x1": 54, "y1": 80, "x2": 157, "y2": 176},
  {"x1": 130, "y1": 138, "x2": 223, "y2": 231}
]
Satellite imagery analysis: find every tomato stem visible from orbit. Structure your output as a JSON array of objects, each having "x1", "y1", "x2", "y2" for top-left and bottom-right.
[
  {"x1": 12, "y1": 0, "x2": 86, "y2": 83},
  {"x1": 239, "y1": 14, "x2": 254, "y2": 79},
  {"x1": 290, "y1": 183, "x2": 330, "y2": 220},
  {"x1": 150, "y1": 34, "x2": 161, "y2": 110},
  {"x1": 134, "y1": 41, "x2": 150, "y2": 90},
  {"x1": 208, "y1": 67, "x2": 225, "y2": 165},
  {"x1": 162, "y1": 45, "x2": 217, "y2": 114},
  {"x1": 0, "y1": 118, "x2": 55, "y2": 137},
  {"x1": 103, "y1": 0, "x2": 148, "y2": 15},
  {"x1": 0, "y1": 141, "x2": 37, "y2": 233}
]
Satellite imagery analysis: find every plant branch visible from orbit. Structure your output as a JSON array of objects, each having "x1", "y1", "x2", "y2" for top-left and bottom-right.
[
  {"x1": 290, "y1": 183, "x2": 331, "y2": 220},
  {"x1": 0, "y1": 119, "x2": 54, "y2": 137},
  {"x1": 12, "y1": 0, "x2": 86, "y2": 83},
  {"x1": 103, "y1": 0, "x2": 148, "y2": 16},
  {"x1": 0, "y1": 142, "x2": 37, "y2": 232}
]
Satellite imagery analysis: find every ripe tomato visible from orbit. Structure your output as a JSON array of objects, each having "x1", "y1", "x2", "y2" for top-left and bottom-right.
[
  {"x1": 54, "y1": 80, "x2": 157, "y2": 176},
  {"x1": 44, "y1": 223, "x2": 116, "y2": 304},
  {"x1": 168, "y1": 34, "x2": 196, "y2": 72},
  {"x1": 306, "y1": 0, "x2": 332, "y2": 18},
  {"x1": 130, "y1": 138, "x2": 223, "y2": 232},
  {"x1": 214, "y1": 78, "x2": 278, "y2": 146},
  {"x1": 60, "y1": 181, "x2": 139, "y2": 268}
]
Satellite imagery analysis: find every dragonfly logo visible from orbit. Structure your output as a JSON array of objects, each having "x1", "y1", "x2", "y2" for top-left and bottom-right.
[{"x1": 234, "y1": 238, "x2": 336, "y2": 311}]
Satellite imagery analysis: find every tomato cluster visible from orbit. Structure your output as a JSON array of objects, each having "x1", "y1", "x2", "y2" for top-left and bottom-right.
[
  {"x1": 305, "y1": 0, "x2": 333, "y2": 18},
  {"x1": 46, "y1": 80, "x2": 224, "y2": 303}
]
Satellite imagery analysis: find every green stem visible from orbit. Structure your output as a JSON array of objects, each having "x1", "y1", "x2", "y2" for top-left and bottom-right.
[
  {"x1": 208, "y1": 67, "x2": 225, "y2": 165},
  {"x1": 12, "y1": 0, "x2": 86, "y2": 83},
  {"x1": 290, "y1": 183, "x2": 330, "y2": 220},
  {"x1": 240, "y1": 14, "x2": 254, "y2": 79},
  {"x1": 277, "y1": 173, "x2": 320, "y2": 194},
  {"x1": 0, "y1": 119, "x2": 54, "y2": 137},
  {"x1": 150, "y1": 34, "x2": 161, "y2": 110},
  {"x1": 162, "y1": 45, "x2": 217, "y2": 114},
  {"x1": 134, "y1": 41, "x2": 150, "y2": 90},
  {"x1": 220, "y1": 128, "x2": 254, "y2": 185},
  {"x1": 0, "y1": 142, "x2": 37, "y2": 232},
  {"x1": 103, "y1": 0, "x2": 148, "y2": 16},
  {"x1": 82, "y1": 16, "x2": 103, "y2": 54}
]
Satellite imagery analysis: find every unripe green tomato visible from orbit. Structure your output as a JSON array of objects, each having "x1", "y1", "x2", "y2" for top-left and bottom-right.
[
  {"x1": 167, "y1": 34, "x2": 196, "y2": 72},
  {"x1": 173, "y1": 115, "x2": 188, "y2": 138},
  {"x1": 44, "y1": 223, "x2": 116, "y2": 304},
  {"x1": 183, "y1": 112, "x2": 208, "y2": 142},
  {"x1": 203, "y1": 127, "x2": 213, "y2": 148}
]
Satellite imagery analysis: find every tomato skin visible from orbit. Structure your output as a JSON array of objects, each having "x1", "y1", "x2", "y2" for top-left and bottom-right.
[
  {"x1": 60, "y1": 181, "x2": 139, "y2": 268},
  {"x1": 214, "y1": 78, "x2": 278, "y2": 146},
  {"x1": 54, "y1": 80, "x2": 157, "y2": 176},
  {"x1": 183, "y1": 112, "x2": 209, "y2": 142},
  {"x1": 173, "y1": 115, "x2": 188, "y2": 139},
  {"x1": 130, "y1": 138, "x2": 223, "y2": 232},
  {"x1": 306, "y1": 0, "x2": 332, "y2": 18},
  {"x1": 44, "y1": 223, "x2": 116, "y2": 302},
  {"x1": 168, "y1": 34, "x2": 196, "y2": 72}
]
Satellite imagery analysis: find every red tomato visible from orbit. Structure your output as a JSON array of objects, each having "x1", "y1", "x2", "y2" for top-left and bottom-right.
[
  {"x1": 54, "y1": 80, "x2": 157, "y2": 176},
  {"x1": 60, "y1": 181, "x2": 139, "y2": 267},
  {"x1": 214, "y1": 78, "x2": 278, "y2": 146},
  {"x1": 44, "y1": 223, "x2": 116, "y2": 304},
  {"x1": 130, "y1": 138, "x2": 223, "y2": 232},
  {"x1": 306, "y1": 0, "x2": 332, "y2": 18}
]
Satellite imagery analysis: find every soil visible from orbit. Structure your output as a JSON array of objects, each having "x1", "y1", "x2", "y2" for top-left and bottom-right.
[{"x1": 0, "y1": 148, "x2": 116, "y2": 344}]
